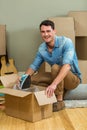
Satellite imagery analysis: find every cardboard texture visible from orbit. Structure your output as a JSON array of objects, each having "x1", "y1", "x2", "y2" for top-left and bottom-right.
[
  {"x1": 68, "y1": 11, "x2": 87, "y2": 36},
  {"x1": 68, "y1": 11, "x2": 87, "y2": 81},
  {"x1": 76, "y1": 37, "x2": 87, "y2": 60},
  {"x1": 0, "y1": 75, "x2": 57, "y2": 122},
  {"x1": 39, "y1": 62, "x2": 51, "y2": 72},
  {"x1": 0, "y1": 87, "x2": 57, "y2": 122},
  {"x1": 49, "y1": 17, "x2": 75, "y2": 45},
  {"x1": 0, "y1": 74, "x2": 18, "y2": 88},
  {"x1": 0, "y1": 25, "x2": 6, "y2": 55},
  {"x1": 78, "y1": 60, "x2": 87, "y2": 84},
  {"x1": 44, "y1": 62, "x2": 51, "y2": 72}
]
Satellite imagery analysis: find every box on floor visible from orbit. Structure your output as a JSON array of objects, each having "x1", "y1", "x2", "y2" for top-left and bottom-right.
[{"x1": 0, "y1": 74, "x2": 57, "y2": 122}]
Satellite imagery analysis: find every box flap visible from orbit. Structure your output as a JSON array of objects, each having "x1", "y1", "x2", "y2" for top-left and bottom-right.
[
  {"x1": 0, "y1": 88, "x2": 31, "y2": 97},
  {"x1": 0, "y1": 74, "x2": 18, "y2": 88},
  {"x1": 34, "y1": 90, "x2": 57, "y2": 106}
]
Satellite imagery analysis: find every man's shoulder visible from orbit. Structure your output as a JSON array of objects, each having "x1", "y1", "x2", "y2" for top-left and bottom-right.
[
  {"x1": 56, "y1": 35, "x2": 71, "y2": 41},
  {"x1": 55, "y1": 36, "x2": 73, "y2": 48},
  {"x1": 57, "y1": 36, "x2": 73, "y2": 44}
]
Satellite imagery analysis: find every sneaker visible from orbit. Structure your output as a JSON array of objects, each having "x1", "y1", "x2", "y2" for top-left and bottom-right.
[
  {"x1": 53, "y1": 101, "x2": 65, "y2": 112},
  {"x1": 20, "y1": 74, "x2": 31, "y2": 90}
]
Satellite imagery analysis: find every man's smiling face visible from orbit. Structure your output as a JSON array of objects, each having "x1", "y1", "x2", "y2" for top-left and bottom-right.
[{"x1": 40, "y1": 25, "x2": 56, "y2": 44}]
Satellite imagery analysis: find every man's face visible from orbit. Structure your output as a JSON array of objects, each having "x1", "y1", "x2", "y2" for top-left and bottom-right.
[{"x1": 40, "y1": 25, "x2": 56, "y2": 43}]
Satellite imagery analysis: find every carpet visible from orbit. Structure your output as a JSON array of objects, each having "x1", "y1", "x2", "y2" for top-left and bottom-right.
[{"x1": 64, "y1": 100, "x2": 87, "y2": 108}]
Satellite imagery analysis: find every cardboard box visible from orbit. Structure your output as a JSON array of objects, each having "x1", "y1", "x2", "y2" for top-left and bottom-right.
[
  {"x1": 0, "y1": 74, "x2": 57, "y2": 122},
  {"x1": 39, "y1": 62, "x2": 51, "y2": 73},
  {"x1": 78, "y1": 60, "x2": 87, "y2": 84},
  {"x1": 49, "y1": 17, "x2": 75, "y2": 45},
  {"x1": 68, "y1": 11, "x2": 87, "y2": 36},
  {"x1": 0, "y1": 86, "x2": 57, "y2": 122},
  {"x1": 0, "y1": 25, "x2": 6, "y2": 55},
  {"x1": 76, "y1": 37, "x2": 87, "y2": 60}
]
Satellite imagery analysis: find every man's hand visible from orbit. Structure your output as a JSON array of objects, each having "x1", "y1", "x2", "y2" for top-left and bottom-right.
[{"x1": 45, "y1": 84, "x2": 57, "y2": 97}]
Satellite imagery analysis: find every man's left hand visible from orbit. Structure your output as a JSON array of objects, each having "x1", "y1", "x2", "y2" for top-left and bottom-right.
[{"x1": 45, "y1": 84, "x2": 57, "y2": 97}]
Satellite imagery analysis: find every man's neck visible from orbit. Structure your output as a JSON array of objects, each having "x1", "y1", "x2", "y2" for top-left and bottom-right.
[{"x1": 47, "y1": 42, "x2": 54, "y2": 53}]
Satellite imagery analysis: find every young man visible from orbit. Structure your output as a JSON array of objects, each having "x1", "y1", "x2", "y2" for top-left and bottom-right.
[{"x1": 20, "y1": 20, "x2": 81, "y2": 111}]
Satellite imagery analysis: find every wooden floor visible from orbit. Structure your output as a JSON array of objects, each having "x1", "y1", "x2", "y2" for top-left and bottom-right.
[{"x1": 0, "y1": 108, "x2": 87, "y2": 130}]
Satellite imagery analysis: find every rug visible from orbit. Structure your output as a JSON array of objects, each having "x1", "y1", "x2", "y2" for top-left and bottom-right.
[{"x1": 64, "y1": 100, "x2": 87, "y2": 108}]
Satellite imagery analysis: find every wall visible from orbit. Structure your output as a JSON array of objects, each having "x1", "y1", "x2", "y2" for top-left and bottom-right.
[{"x1": 0, "y1": 0, "x2": 87, "y2": 71}]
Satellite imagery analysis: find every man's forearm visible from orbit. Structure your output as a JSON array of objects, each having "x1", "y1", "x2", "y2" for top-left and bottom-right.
[{"x1": 25, "y1": 68, "x2": 35, "y2": 76}]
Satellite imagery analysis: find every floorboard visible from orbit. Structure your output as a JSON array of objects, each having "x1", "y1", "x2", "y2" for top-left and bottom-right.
[{"x1": 0, "y1": 108, "x2": 87, "y2": 130}]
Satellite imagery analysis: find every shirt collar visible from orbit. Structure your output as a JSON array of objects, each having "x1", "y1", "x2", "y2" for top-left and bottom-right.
[
  {"x1": 44, "y1": 35, "x2": 59, "y2": 50},
  {"x1": 54, "y1": 36, "x2": 60, "y2": 48}
]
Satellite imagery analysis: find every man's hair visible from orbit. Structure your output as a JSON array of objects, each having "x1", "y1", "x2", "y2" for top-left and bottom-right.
[{"x1": 39, "y1": 20, "x2": 55, "y2": 30}]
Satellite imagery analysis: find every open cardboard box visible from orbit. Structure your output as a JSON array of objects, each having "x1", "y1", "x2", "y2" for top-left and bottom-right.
[{"x1": 0, "y1": 74, "x2": 57, "y2": 122}]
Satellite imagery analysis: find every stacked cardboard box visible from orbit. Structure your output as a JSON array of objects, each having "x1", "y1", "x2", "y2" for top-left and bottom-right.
[
  {"x1": 68, "y1": 11, "x2": 87, "y2": 83},
  {"x1": 68, "y1": 11, "x2": 87, "y2": 60},
  {"x1": 0, "y1": 25, "x2": 6, "y2": 77},
  {"x1": 68, "y1": 11, "x2": 87, "y2": 36},
  {"x1": 0, "y1": 25, "x2": 6, "y2": 55},
  {"x1": 78, "y1": 60, "x2": 87, "y2": 83}
]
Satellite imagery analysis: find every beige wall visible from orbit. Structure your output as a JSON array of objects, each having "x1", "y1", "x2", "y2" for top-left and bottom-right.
[{"x1": 0, "y1": 0, "x2": 87, "y2": 71}]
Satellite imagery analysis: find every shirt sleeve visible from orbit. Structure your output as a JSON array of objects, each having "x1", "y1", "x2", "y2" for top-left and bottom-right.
[
  {"x1": 29, "y1": 51, "x2": 44, "y2": 71},
  {"x1": 62, "y1": 38, "x2": 75, "y2": 65}
]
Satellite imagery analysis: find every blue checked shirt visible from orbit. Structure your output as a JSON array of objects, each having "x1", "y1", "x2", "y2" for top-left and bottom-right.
[{"x1": 30, "y1": 36, "x2": 82, "y2": 82}]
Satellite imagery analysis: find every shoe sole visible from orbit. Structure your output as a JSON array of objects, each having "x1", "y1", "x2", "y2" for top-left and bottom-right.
[{"x1": 53, "y1": 101, "x2": 65, "y2": 112}]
